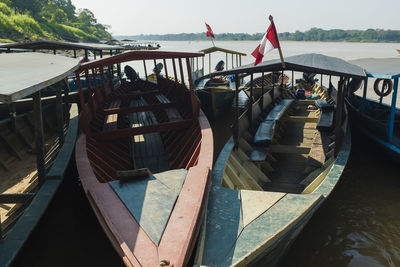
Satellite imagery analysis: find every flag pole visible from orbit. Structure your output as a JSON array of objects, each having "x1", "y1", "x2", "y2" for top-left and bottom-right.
[
  {"x1": 269, "y1": 15, "x2": 285, "y2": 68},
  {"x1": 211, "y1": 38, "x2": 215, "y2": 47}
]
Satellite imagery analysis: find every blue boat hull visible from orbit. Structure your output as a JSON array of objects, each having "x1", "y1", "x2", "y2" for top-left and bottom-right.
[{"x1": 346, "y1": 95, "x2": 400, "y2": 159}]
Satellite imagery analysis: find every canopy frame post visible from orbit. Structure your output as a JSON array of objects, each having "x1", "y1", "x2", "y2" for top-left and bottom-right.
[
  {"x1": 249, "y1": 73, "x2": 254, "y2": 131},
  {"x1": 234, "y1": 74, "x2": 240, "y2": 150},
  {"x1": 334, "y1": 77, "x2": 345, "y2": 157},
  {"x1": 55, "y1": 82, "x2": 64, "y2": 146},
  {"x1": 9, "y1": 103, "x2": 16, "y2": 130},
  {"x1": 388, "y1": 77, "x2": 398, "y2": 142},
  {"x1": 260, "y1": 72, "x2": 265, "y2": 111},
  {"x1": 361, "y1": 78, "x2": 368, "y2": 108},
  {"x1": 32, "y1": 91, "x2": 46, "y2": 186}
]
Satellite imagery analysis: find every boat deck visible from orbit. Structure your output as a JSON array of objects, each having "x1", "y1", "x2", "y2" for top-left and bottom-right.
[
  {"x1": 129, "y1": 97, "x2": 169, "y2": 173},
  {"x1": 264, "y1": 103, "x2": 331, "y2": 193}
]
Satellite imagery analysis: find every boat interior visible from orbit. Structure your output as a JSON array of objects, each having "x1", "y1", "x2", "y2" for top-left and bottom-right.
[
  {"x1": 76, "y1": 52, "x2": 208, "y2": 183},
  {"x1": 221, "y1": 82, "x2": 338, "y2": 194},
  {"x1": 0, "y1": 102, "x2": 70, "y2": 235}
]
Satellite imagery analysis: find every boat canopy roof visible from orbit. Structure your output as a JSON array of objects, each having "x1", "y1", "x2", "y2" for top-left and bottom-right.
[
  {"x1": 349, "y1": 58, "x2": 400, "y2": 79},
  {"x1": 205, "y1": 53, "x2": 366, "y2": 79},
  {"x1": 0, "y1": 40, "x2": 124, "y2": 51},
  {"x1": 199, "y1": 46, "x2": 246, "y2": 56},
  {"x1": 0, "y1": 52, "x2": 80, "y2": 103}
]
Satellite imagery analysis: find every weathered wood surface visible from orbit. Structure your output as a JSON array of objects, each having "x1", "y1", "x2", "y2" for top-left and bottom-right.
[
  {"x1": 0, "y1": 53, "x2": 80, "y2": 103},
  {"x1": 109, "y1": 169, "x2": 187, "y2": 245},
  {"x1": 196, "y1": 66, "x2": 354, "y2": 267},
  {"x1": 0, "y1": 104, "x2": 78, "y2": 267}
]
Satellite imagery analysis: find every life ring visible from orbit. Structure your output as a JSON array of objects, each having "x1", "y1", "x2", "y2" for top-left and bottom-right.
[{"x1": 374, "y1": 78, "x2": 393, "y2": 97}]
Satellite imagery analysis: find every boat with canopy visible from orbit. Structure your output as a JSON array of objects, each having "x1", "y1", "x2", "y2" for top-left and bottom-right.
[{"x1": 195, "y1": 53, "x2": 366, "y2": 267}]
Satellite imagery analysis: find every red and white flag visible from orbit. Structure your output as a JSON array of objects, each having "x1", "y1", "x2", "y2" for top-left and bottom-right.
[
  {"x1": 205, "y1": 23, "x2": 215, "y2": 38},
  {"x1": 251, "y1": 20, "x2": 281, "y2": 66}
]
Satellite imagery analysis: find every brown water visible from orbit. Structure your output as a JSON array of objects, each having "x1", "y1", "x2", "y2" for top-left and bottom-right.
[{"x1": 11, "y1": 41, "x2": 400, "y2": 266}]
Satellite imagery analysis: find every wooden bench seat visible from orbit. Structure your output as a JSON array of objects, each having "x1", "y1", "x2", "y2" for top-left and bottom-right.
[
  {"x1": 253, "y1": 120, "x2": 276, "y2": 146},
  {"x1": 249, "y1": 146, "x2": 269, "y2": 162},
  {"x1": 156, "y1": 94, "x2": 183, "y2": 122},
  {"x1": 317, "y1": 109, "x2": 334, "y2": 131},
  {"x1": 315, "y1": 99, "x2": 335, "y2": 132},
  {"x1": 250, "y1": 99, "x2": 294, "y2": 162},
  {"x1": 265, "y1": 99, "x2": 294, "y2": 121},
  {"x1": 103, "y1": 99, "x2": 122, "y2": 131}
]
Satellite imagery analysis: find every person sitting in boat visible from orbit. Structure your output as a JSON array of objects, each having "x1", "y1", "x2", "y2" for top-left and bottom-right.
[
  {"x1": 124, "y1": 65, "x2": 138, "y2": 82},
  {"x1": 153, "y1": 62, "x2": 164, "y2": 78},
  {"x1": 215, "y1": 60, "x2": 225, "y2": 71}
]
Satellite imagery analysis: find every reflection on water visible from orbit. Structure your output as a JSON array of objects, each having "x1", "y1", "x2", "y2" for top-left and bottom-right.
[{"x1": 279, "y1": 134, "x2": 400, "y2": 267}]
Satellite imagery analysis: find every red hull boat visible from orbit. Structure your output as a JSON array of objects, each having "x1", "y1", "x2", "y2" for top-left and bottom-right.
[{"x1": 74, "y1": 51, "x2": 213, "y2": 266}]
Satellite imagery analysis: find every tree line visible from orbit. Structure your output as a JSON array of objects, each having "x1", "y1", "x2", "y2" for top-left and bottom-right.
[
  {"x1": 0, "y1": 0, "x2": 111, "y2": 42},
  {"x1": 118, "y1": 28, "x2": 400, "y2": 42}
]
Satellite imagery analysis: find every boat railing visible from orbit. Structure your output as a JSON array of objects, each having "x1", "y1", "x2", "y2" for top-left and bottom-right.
[
  {"x1": 358, "y1": 76, "x2": 399, "y2": 143},
  {"x1": 75, "y1": 51, "x2": 204, "y2": 138}
]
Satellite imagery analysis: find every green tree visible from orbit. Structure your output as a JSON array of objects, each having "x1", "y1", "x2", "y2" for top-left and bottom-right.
[
  {"x1": 39, "y1": 1, "x2": 67, "y2": 23},
  {"x1": 11, "y1": 0, "x2": 43, "y2": 17}
]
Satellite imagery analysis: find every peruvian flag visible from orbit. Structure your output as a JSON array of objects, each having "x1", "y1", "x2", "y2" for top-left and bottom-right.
[
  {"x1": 205, "y1": 23, "x2": 215, "y2": 38},
  {"x1": 251, "y1": 20, "x2": 281, "y2": 66}
]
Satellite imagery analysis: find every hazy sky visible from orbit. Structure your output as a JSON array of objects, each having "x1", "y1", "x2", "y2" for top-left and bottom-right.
[{"x1": 71, "y1": 0, "x2": 400, "y2": 36}]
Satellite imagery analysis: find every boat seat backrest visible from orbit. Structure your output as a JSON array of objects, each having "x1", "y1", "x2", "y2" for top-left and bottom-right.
[
  {"x1": 253, "y1": 99, "x2": 293, "y2": 146},
  {"x1": 316, "y1": 102, "x2": 335, "y2": 132}
]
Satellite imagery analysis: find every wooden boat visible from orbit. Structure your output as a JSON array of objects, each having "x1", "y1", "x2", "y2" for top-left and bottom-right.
[
  {"x1": 0, "y1": 52, "x2": 80, "y2": 266},
  {"x1": 0, "y1": 40, "x2": 125, "y2": 117},
  {"x1": 243, "y1": 72, "x2": 290, "y2": 100},
  {"x1": 194, "y1": 46, "x2": 246, "y2": 118},
  {"x1": 347, "y1": 58, "x2": 400, "y2": 158},
  {"x1": 195, "y1": 54, "x2": 366, "y2": 267},
  {"x1": 74, "y1": 51, "x2": 213, "y2": 266}
]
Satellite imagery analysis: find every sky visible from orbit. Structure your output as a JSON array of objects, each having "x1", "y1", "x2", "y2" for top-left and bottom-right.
[{"x1": 71, "y1": 0, "x2": 400, "y2": 36}]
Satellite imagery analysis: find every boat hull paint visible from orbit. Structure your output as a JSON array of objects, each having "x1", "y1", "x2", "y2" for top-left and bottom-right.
[
  {"x1": 196, "y1": 106, "x2": 352, "y2": 267},
  {"x1": 346, "y1": 96, "x2": 400, "y2": 160}
]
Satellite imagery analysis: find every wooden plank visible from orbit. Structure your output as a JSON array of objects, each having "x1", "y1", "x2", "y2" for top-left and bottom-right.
[
  {"x1": 158, "y1": 166, "x2": 208, "y2": 267},
  {"x1": 235, "y1": 148, "x2": 271, "y2": 183},
  {"x1": 224, "y1": 162, "x2": 250, "y2": 190},
  {"x1": 283, "y1": 116, "x2": 319, "y2": 123},
  {"x1": 96, "y1": 119, "x2": 193, "y2": 141},
  {"x1": 249, "y1": 147, "x2": 268, "y2": 162},
  {"x1": 222, "y1": 173, "x2": 235, "y2": 189},
  {"x1": 109, "y1": 172, "x2": 182, "y2": 246},
  {"x1": 269, "y1": 145, "x2": 311, "y2": 154},
  {"x1": 103, "y1": 103, "x2": 175, "y2": 115},
  {"x1": 240, "y1": 190, "x2": 285, "y2": 227},
  {"x1": 32, "y1": 91, "x2": 45, "y2": 186},
  {"x1": 0, "y1": 193, "x2": 34, "y2": 204},
  {"x1": 228, "y1": 156, "x2": 263, "y2": 191},
  {"x1": 116, "y1": 168, "x2": 151, "y2": 181}
]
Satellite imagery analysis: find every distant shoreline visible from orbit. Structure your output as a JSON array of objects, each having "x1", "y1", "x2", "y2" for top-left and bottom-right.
[
  {"x1": 114, "y1": 28, "x2": 400, "y2": 43},
  {"x1": 114, "y1": 38, "x2": 400, "y2": 44}
]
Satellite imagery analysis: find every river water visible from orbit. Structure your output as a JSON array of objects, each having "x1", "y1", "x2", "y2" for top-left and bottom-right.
[{"x1": 12, "y1": 41, "x2": 400, "y2": 267}]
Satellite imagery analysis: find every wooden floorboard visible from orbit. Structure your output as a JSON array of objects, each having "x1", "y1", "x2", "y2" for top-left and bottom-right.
[{"x1": 128, "y1": 97, "x2": 169, "y2": 173}]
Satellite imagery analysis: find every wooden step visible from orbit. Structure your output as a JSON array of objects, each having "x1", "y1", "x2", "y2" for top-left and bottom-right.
[{"x1": 263, "y1": 182, "x2": 305, "y2": 194}]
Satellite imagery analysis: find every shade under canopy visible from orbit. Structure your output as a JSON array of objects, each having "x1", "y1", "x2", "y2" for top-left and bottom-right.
[
  {"x1": 206, "y1": 53, "x2": 366, "y2": 79},
  {"x1": 349, "y1": 58, "x2": 400, "y2": 79}
]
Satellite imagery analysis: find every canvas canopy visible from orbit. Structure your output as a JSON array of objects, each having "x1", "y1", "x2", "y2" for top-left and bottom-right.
[
  {"x1": 205, "y1": 53, "x2": 366, "y2": 78},
  {"x1": 0, "y1": 52, "x2": 80, "y2": 103},
  {"x1": 349, "y1": 58, "x2": 400, "y2": 79}
]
